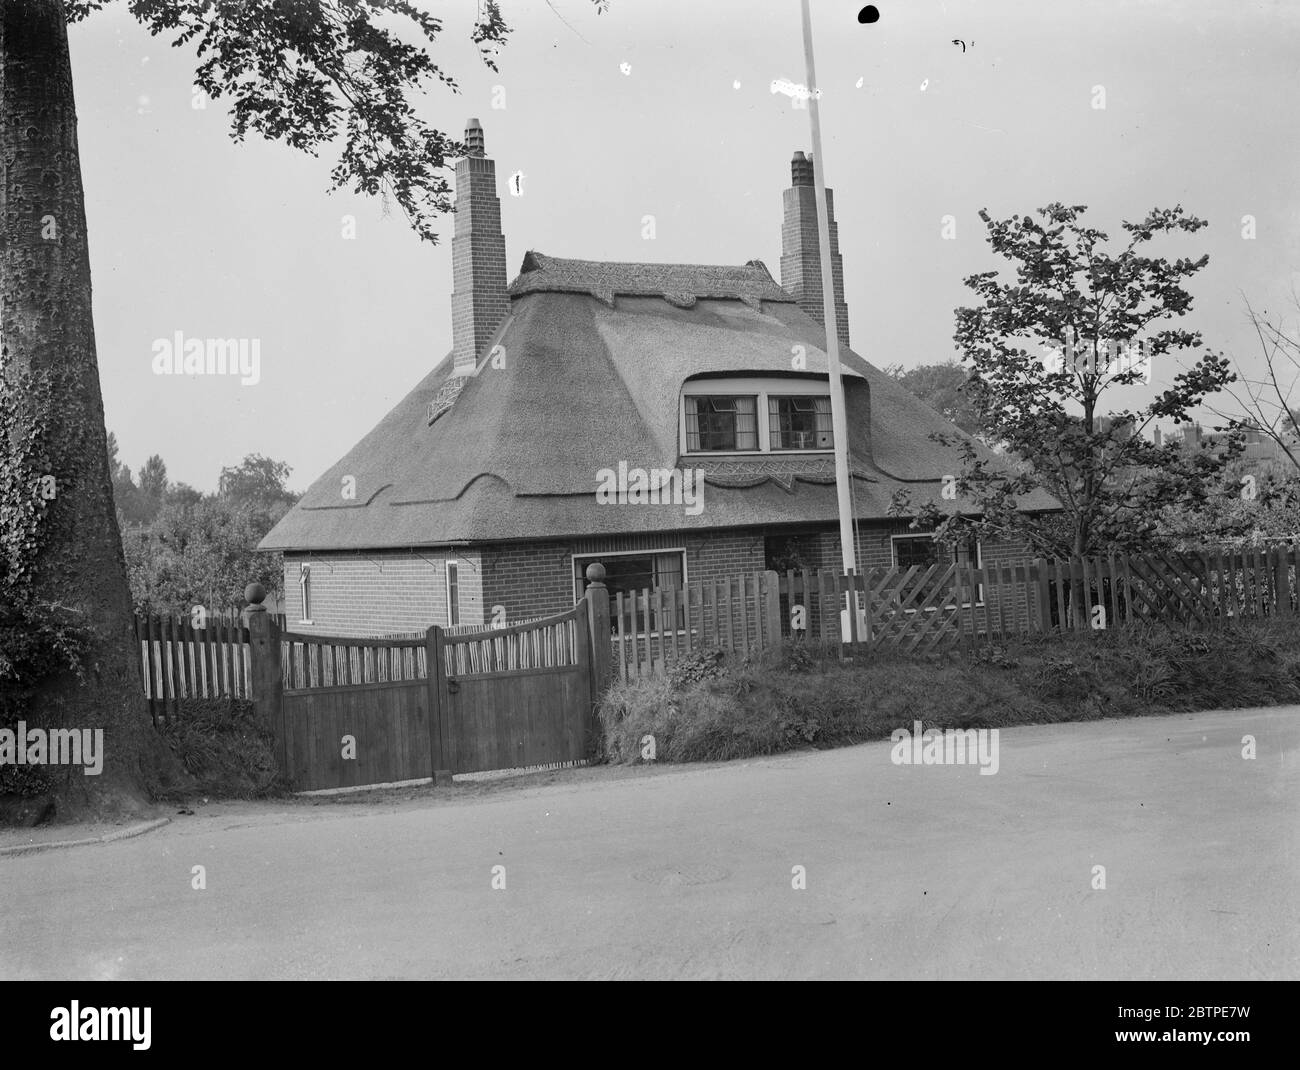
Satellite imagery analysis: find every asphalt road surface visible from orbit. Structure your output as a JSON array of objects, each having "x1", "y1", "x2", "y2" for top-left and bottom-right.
[{"x1": 1, "y1": 706, "x2": 1296, "y2": 980}]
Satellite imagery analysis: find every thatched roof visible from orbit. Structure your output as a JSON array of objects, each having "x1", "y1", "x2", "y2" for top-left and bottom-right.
[{"x1": 260, "y1": 253, "x2": 1057, "y2": 552}]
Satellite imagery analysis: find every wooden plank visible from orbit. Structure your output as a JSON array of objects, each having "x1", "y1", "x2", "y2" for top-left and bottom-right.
[
  {"x1": 785, "y1": 569, "x2": 796, "y2": 639},
  {"x1": 682, "y1": 584, "x2": 693, "y2": 653},
  {"x1": 162, "y1": 615, "x2": 179, "y2": 720},
  {"x1": 738, "y1": 574, "x2": 750, "y2": 658},
  {"x1": 1032, "y1": 559, "x2": 1051, "y2": 633},
  {"x1": 631, "y1": 587, "x2": 643, "y2": 676},
  {"x1": 668, "y1": 583, "x2": 680, "y2": 662},
  {"x1": 1051, "y1": 559, "x2": 1067, "y2": 631},
  {"x1": 1130, "y1": 554, "x2": 1184, "y2": 624},
  {"x1": 723, "y1": 575, "x2": 734, "y2": 653},
  {"x1": 994, "y1": 563, "x2": 1009, "y2": 639},
  {"x1": 614, "y1": 591, "x2": 627, "y2": 681},
  {"x1": 903, "y1": 564, "x2": 957, "y2": 654},
  {"x1": 980, "y1": 559, "x2": 995, "y2": 640}
]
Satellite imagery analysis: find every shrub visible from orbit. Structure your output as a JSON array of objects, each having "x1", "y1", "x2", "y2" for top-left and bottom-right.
[
  {"x1": 668, "y1": 647, "x2": 728, "y2": 690},
  {"x1": 595, "y1": 619, "x2": 1300, "y2": 767}
]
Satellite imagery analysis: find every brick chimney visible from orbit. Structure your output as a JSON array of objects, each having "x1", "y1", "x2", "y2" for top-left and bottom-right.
[
  {"x1": 780, "y1": 150, "x2": 850, "y2": 350},
  {"x1": 450, "y1": 118, "x2": 509, "y2": 375}
]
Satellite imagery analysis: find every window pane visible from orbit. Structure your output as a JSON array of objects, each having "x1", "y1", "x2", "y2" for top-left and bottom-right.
[
  {"x1": 685, "y1": 395, "x2": 758, "y2": 451},
  {"x1": 770, "y1": 396, "x2": 832, "y2": 449},
  {"x1": 446, "y1": 562, "x2": 459, "y2": 626},
  {"x1": 685, "y1": 397, "x2": 701, "y2": 452}
]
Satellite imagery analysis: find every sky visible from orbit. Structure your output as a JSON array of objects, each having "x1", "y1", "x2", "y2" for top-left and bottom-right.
[{"x1": 67, "y1": 0, "x2": 1300, "y2": 493}]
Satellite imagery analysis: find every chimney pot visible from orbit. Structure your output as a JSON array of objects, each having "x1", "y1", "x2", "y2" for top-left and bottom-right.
[
  {"x1": 465, "y1": 117, "x2": 485, "y2": 158},
  {"x1": 791, "y1": 151, "x2": 814, "y2": 187}
]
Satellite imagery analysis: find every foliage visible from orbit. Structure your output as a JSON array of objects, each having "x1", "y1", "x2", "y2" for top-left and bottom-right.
[
  {"x1": 65, "y1": 0, "x2": 607, "y2": 242},
  {"x1": 890, "y1": 203, "x2": 1239, "y2": 559},
  {"x1": 668, "y1": 647, "x2": 728, "y2": 690},
  {"x1": 1155, "y1": 466, "x2": 1300, "y2": 549},
  {"x1": 597, "y1": 621, "x2": 1300, "y2": 765},
  {"x1": 114, "y1": 446, "x2": 297, "y2": 611},
  {"x1": 0, "y1": 371, "x2": 94, "y2": 797},
  {"x1": 885, "y1": 359, "x2": 990, "y2": 440}
]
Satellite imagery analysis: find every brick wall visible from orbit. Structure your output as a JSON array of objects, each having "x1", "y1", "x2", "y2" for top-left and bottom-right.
[
  {"x1": 282, "y1": 524, "x2": 1037, "y2": 637},
  {"x1": 282, "y1": 549, "x2": 483, "y2": 638}
]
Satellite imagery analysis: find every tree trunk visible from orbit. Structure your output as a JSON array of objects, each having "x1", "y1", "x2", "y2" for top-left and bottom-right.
[{"x1": 1, "y1": 0, "x2": 187, "y2": 820}]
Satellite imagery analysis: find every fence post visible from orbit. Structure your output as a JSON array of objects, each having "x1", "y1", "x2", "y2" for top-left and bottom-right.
[
  {"x1": 425, "y1": 625, "x2": 454, "y2": 785},
  {"x1": 245, "y1": 582, "x2": 286, "y2": 775},
  {"x1": 584, "y1": 564, "x2": 614, "y2": 698},
  {"x1": 1033, "y1": 558, "x2": 1052, "y2": 632}
]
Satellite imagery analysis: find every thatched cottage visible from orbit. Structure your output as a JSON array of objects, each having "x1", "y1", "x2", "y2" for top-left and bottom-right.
[{"x1": 259, "y1": 120, "x2": 1054, "y2": 635}]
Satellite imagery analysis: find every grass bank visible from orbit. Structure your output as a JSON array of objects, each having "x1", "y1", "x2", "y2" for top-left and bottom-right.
[
  {"x1": 158, "y1": 698, "x2": 284, "y2": 798},
  {"x1": 597, "y1": 622, "x2": 1300, "y2": 764}
]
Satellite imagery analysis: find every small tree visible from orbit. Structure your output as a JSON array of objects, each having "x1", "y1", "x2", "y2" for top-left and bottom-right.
[{"x1": 892, "y1": 203, "x2": 1239, "y2": 561}]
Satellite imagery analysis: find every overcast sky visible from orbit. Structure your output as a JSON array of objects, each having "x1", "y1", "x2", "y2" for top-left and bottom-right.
[{"x1": 69, "y1": 0, "x2": 1300, "y2": 492}]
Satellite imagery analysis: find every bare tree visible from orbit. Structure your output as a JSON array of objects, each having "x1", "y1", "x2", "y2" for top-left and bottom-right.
[{"x1": 1209, "y1": 292, "x2": 1300, "y2": 472}]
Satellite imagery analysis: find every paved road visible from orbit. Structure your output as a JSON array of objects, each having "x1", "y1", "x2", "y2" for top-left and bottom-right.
[{"x1": 1, "y1": 707, "x2": 1296, "y2": 980}]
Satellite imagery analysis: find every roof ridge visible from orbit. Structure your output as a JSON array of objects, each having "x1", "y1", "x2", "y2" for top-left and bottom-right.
[{"x1": 509, "y1": 250, "x2": 796, "y2": 304}]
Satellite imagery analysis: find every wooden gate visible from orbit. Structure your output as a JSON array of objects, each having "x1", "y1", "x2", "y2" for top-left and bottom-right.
[
  {"x1": 246, "y1": 590, "x2": 607, "y2": 792},
  {"x1": 431, "y1": 602, "x2": 593, "y2": 774},
  {"x1": 279, "y1": 632, "x2": 432, "y2": 791}
]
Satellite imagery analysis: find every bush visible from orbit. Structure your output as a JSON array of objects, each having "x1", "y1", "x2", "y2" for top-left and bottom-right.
[
  {"x1": 596, "y1": 620, "x2": 1300, "y2": 766},
  {"x1": 668, "y1": 647, "x2": 728, "y2": 689}
]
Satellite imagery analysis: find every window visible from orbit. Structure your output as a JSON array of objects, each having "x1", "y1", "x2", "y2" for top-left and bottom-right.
[
  {"x1": 681, "y1": 378, "x2": 839, "y2": 455},
  {"x1": 574, "y1": 550, "x2": 686, "y2": 633},
  {"x1": 685, "y1": 395, "x2": 758, "y2": 452},
  {"x1": 298, "y1": 563, "x2": 312, "y2": 623},
  {"x1": 888, "y1": 534, "x2": 983, "y2": 606},
  {"x1": 446, "y1": 561, "x2": 460, "y2": 626},
  {"x1": 769, "y1": 396, "x2": 833, "y2": 451}
]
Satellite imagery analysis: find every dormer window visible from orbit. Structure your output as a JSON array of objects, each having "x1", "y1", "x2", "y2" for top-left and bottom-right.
[
  {"x1": 681, "y1": 378, "x2": 835, "y2": 455},
  {"x1": 685, "y1": 395, "x2": 759, "y2": 452},
  {"x1": 769, "y1": 396, "x2": 833, "y2": 451}
]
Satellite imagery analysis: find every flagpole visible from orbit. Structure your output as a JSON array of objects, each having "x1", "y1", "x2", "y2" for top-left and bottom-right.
[{"x1": 800, "y1": 0, "x2": 861, "y2": 634}]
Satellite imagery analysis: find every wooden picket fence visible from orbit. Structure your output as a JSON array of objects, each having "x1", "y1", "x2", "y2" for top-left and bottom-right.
[
  {"x1": 1036, "y1": 545, "x2": 1299, "y2": 630},
  {"x1": 606, "y1": 543, "x2": 1300, "y2": 679},
  {"x1": 134, "y1": 544, "x2": 1300, "y2": 701},
  {"x1": 132, "y1": 609, "x2": 282, "y2": 725}
]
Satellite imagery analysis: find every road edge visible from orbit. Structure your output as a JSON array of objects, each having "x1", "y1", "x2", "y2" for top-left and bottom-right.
[{"x1": 0, "y1": 817, "x2": 171, "y2": 858}]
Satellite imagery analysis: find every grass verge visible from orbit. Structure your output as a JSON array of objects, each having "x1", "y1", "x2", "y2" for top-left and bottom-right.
[{"x1": 597, "y1": 621, "x2": 1300, "y2": 764}]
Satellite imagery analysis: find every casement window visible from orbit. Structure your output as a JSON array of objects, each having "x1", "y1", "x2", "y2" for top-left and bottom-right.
[
  {"x1": 681, "y1": 378, "x2": 839, "y2": 455},
  {"x1": 888, "y1": 534, "x2": 983, "y2": 606},
  {"x1": 769, "y1": 395, "x2": 833, "y2": 451},
  {"x1": 298, "y1": 563, "x2": 312, "y2": 624},
  {"x1": 684, "y1": 395, "x2": 759, "y2": 452},
  {"x1": 573, "y1": 550, "x2": 687, "y2": 633},
  {"x1": 446, "y1": 561, "x2": 460, "y2": 627}
]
